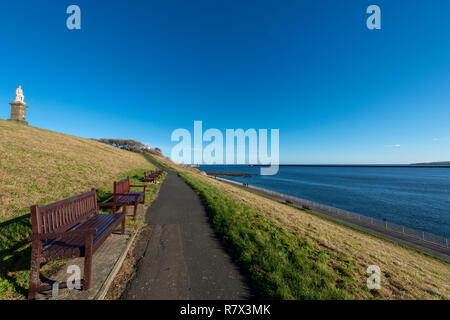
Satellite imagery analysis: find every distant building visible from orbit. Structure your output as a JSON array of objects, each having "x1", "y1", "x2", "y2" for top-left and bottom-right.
[{"x1": 9, "y1": 85, "x2": 29, "y2": 125}]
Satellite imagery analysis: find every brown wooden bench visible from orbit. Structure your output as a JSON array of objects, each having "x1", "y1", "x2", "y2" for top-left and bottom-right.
[
  {"x1": 112, "y1": 177, "x2": 147, "y2": 217},
  {"x1": 143, "y1": 171, "x2": 156, "y2": 183},
  {"x1": 144, "y1": 170, "x2": 163, "y2": 183},
  {"x1": 28, "y1": 189, "x2": 125, "y2": 300}
]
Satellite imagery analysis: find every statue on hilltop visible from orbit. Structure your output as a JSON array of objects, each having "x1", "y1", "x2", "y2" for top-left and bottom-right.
[
  {"x1": 15, "y1": 85, "x2": 25, "y2": 103},
  {"x1": 9, "y1": 85, "x2": 29, "y2": 125}
]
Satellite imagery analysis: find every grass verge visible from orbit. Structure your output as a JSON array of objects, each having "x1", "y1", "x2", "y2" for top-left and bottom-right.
[
  {"x1": 237, "y1": 185, "x2": 449, "y2": 264},
  {"x1": 146, "y1": 154, "x2": 177, "y2": 171},
  {"x1": 180, "y1": 172, "x2": 355, "y2": 299},
  {"x1": 179, "y1": 172, "x2": 450, "y2": 300}
]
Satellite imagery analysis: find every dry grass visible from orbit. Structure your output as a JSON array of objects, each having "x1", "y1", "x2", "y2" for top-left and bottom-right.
[
  {"x1": 0, "y1": 120, "x2": 154, "y2": 220},
  {"x1": 150, "y1": 154, "x2": 199, "y2": 173},
  {"x1": 0, "y1": 120, "x2": 159, "y2": 299},
  {"x1": 176, "y1": 165, "x2": 450, "y2": 299}
]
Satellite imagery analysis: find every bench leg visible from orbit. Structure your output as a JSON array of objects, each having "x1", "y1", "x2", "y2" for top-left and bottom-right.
[
  {"x1": 133, "y1": 201, "x2": 138, "y2": 217},
  {"x1": 28, "y1": 240, "x2": 42, "y2": 300},
  {"x1": 121, "y1": 215, "x2": 126, "y2": 234},
  {"x1": 83, "y1": 234, "x2": 94, "y2": 291}
]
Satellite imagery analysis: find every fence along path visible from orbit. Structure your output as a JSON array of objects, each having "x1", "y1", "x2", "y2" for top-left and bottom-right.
[{"x1": 213, "y1": 176, "x2": 449, "y2": 249}]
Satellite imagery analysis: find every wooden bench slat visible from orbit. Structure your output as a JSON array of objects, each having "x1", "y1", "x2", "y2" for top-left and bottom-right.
[
  {"x1": 41, "y1": 213, "x2": 122, "y2": 262},
  {"x1": 42, "y1": 224, "x2": 113, "y2": 261},
  {"x1": 116, "y1": 193, "x2": 144, "y2": 204}
]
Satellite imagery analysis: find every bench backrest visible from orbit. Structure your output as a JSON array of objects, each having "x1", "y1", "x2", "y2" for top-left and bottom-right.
[
  {"x1": 30, "y1": 189, "x2": 99, "y2": 235},
  {"x1": 114, "y1": 177, "x2": 130, "y2": 194}
]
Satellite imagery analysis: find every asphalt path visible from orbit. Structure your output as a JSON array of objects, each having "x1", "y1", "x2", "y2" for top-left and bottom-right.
[{"x1": 121, "y1": 169, "x2": 252, "y2": 300}]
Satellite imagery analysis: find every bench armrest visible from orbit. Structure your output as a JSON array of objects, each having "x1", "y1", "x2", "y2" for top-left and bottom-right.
[{"x1": 29, "y1": 228, "x2": 98, "y2": 241}]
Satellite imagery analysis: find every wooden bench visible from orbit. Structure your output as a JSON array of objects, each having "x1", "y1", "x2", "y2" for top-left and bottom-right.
[
  {"x1": 144, "y1": 170, "x2": 163, "y2": 183},
  {"x1": 144, "y1": 171, "x2": 156, "y2": 183},
  {"x1": 28, "y1": 189, "x2": 125, "y2": 300},
  {"x1": 113, "y1": 177, "x2": 147, "y2": 217}
]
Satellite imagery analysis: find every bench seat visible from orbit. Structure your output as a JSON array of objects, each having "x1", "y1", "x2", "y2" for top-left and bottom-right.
[
  {"x1": 115, "y1": 192, "x2": 145, "y2": 205},
  {"x1": 41, "y1": 213, "x2": 124, "y2": 262}
]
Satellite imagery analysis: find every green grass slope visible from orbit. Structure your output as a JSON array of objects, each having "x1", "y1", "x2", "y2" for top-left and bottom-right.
[{"x1": 0, "y1": 120, "x2": 158, "y2": 299}]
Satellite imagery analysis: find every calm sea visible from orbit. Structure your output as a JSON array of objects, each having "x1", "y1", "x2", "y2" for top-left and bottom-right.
[{"x1": 198, "y1": 165, "x2": 450, "y2": 237}]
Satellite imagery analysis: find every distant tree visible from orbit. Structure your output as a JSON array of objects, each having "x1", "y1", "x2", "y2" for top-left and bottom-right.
[
  {"x1": 96, "y1": 138, "x2": 162, "y2": 156},
  {"x1": 148, "y1": 147, "x2": 162, "y2": 156},
  {"x1": 97, "y1": 138, "x2": 147, "y2": 151}
]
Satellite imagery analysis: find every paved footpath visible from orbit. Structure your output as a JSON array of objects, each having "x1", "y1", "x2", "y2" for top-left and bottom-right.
[{"x1": 122, "y1": 169, "x2": 252, "y2": 300}]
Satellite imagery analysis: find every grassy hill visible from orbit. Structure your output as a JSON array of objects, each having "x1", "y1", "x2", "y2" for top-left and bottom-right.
[
  {"x1": 0, "y1": 120, "x2": 156, "y2": 220},
  {"x1": 152, "y1": 155, "x2": 450, "y2": 299},
  {"x1": 0, "y1": 119, "x2": 157, "y2": 299}
]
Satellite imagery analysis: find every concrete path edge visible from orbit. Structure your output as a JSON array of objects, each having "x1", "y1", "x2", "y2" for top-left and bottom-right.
[{"x1": 95, "y1": 211, "x2": 146, "y2": 300}]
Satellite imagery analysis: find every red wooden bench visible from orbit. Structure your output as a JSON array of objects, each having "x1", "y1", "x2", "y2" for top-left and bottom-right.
[
  {"x1": 112, "y1": 177, "x2": 147, "y2": 217},
  {"x1": 144, "y1": 170, "x2": 163, "y2": 183},
  {"x1": 28, "y1": 189, "x2": 125, "y2": 300},
  {"x1": 143, "y1": 171, "x2": 156, "y2": 183}
]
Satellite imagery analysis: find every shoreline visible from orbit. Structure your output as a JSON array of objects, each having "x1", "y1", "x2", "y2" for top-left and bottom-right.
[
  {"x1": 206, "y1": 172, "x2": 253, "y2": 177},
  {"x1": 199, "y1": 166, "x2": 450, "y2": 238},
  {"x1": 200, "y1": 164, "x2": 450, "y2": 168},
  {"x1": 208, "y1": 175, "x2": 450, "y2": 261}
]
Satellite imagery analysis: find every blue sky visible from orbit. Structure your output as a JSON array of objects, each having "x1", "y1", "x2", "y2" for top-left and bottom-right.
[{"x1": 1, "y1": 0, "x2": 449, "y2": 164}]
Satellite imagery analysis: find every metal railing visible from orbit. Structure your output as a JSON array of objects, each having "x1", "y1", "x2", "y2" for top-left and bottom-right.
[{"x1": 213, "y1": 176, "x2": 449, "y2": 248}]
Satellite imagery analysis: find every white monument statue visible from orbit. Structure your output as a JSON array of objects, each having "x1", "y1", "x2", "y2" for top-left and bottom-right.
[
  {"x1": 15, "y1": 85, "x2": 25, "y2": 103},
  {"x1": 9, "y1": 85, "x2": 29, "y2": 125}
]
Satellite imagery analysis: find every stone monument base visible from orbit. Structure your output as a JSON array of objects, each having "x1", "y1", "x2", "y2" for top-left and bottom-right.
[
  {"x1": 9, "y1": 101, "x2": 29, "y2": 125},
  {"x1": 8, "y1": 118, "x2": 28, "y2": 125}
]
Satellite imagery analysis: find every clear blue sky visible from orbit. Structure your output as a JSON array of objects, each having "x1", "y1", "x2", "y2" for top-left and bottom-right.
[{"x1": 1, "y1": 0, "x2": 449, "y2": 164}]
